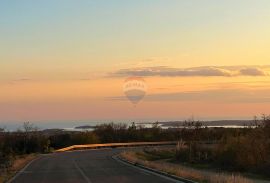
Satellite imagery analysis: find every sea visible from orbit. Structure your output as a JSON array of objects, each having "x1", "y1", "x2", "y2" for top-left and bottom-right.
[{"x1": 0, "y1": 118, "x2": 253, "y2": 132}]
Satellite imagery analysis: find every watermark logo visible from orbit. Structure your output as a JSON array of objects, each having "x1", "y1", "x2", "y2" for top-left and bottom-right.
[{"x1": 123, "y1": 76, "x2": 147, "y2": 105}]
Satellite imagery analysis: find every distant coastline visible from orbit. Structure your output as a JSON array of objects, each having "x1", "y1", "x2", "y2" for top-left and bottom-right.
[{"x1": 0, "y1": 119, "x2": 255, "y2": 132}]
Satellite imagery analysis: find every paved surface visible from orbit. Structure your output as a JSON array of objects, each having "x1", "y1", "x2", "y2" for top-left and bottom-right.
[{"x1": 11, "y1": 148, "x2": 182, "y2": 183}]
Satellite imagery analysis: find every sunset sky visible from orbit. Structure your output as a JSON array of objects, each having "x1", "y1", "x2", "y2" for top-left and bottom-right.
[{"x1": 1, "y1": 0, "x2": 270, "y2": 123}]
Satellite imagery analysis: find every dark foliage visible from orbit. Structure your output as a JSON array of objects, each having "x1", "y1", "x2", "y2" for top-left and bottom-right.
[{"x1": 175, "y1": 116, "x2": 270, "y2": 177}]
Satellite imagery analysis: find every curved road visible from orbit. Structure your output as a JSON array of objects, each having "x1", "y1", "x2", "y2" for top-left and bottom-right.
[{"x1": 10, "y1": 148, "x2": 182, "y2": 183}]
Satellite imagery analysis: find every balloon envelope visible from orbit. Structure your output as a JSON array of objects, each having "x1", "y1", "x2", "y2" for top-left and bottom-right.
[{"x1": 123, "y1": 77, "x2": 147, "y2": 105}]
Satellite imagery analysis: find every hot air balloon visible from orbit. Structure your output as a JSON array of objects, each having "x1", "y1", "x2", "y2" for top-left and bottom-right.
[{"x1": 123, "y1": 77, "x2": 147, "y2": 105}]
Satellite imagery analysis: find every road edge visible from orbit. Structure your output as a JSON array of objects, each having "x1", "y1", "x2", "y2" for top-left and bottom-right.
[
  {"x1": 112, "y1": 155, "x2": 198, "y2": 183},
  {"x1": 6, "y1": 155, "x2": 41, "y2": 183}
]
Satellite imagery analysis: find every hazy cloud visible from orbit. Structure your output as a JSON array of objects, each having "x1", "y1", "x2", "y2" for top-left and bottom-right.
[
  {"x1": 107, "y1": 88, "x2": 270, "y2": 103},
  {"x1": 13, "y1": 78, "x2": 32, "y2": 82},
  {"x1": 239, "y1": 68, "x2": 267, "y2": 76},
  {"x1": 110, "y1": 66, "x2": 269, "y2": 77}
]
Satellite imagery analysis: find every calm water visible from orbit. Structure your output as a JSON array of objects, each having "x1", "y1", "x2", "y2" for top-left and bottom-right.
[{"x1": 0, "y1": 119, "x2": 252, "y2": 132}]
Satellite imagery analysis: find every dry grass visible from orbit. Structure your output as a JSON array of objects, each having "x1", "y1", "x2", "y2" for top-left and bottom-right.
[
  {"x1": 0, "y1": 154, "x2": 37, "y2": 183},
  {"x1": 209, "y1": 174, "x2": 253, "y2": 183},
  {"x1": 120, "y1": 151, "x2": 253, "y2": 183}
]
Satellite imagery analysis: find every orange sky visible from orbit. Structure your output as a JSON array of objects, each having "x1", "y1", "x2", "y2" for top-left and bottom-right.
[{"x1": 1, "y1": 1, "x2": 270, "y2": 121}]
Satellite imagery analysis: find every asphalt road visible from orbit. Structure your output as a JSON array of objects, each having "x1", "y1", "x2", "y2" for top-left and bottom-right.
[{"x1": 10, "y1": 148, "x2": 182, "y2": 183}]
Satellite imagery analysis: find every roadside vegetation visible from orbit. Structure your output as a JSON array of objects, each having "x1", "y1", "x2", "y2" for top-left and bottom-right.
[
  {"x1": 120, "y1": 150, "x2": 252, "y2": 183},
  {"x1": 174, "y1": 116, "x2": 270, "y2": 179},
  {"x1": 0, "y1": 154, "x2": 37, "y2": 183},
  {"x1": 0, "y1": 115, "x2": 269, "y2": 182},
  {"x1": 120, "y1": 115, "x2": 270, "y2": 182}
]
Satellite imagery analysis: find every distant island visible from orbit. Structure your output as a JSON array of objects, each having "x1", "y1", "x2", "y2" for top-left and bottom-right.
[
  {"x1": 74, "y1": 125, "x2": 96, "y2": 129},
  {"x1": 135, "y1": 120, "x2": 255, "y2": 129}
]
